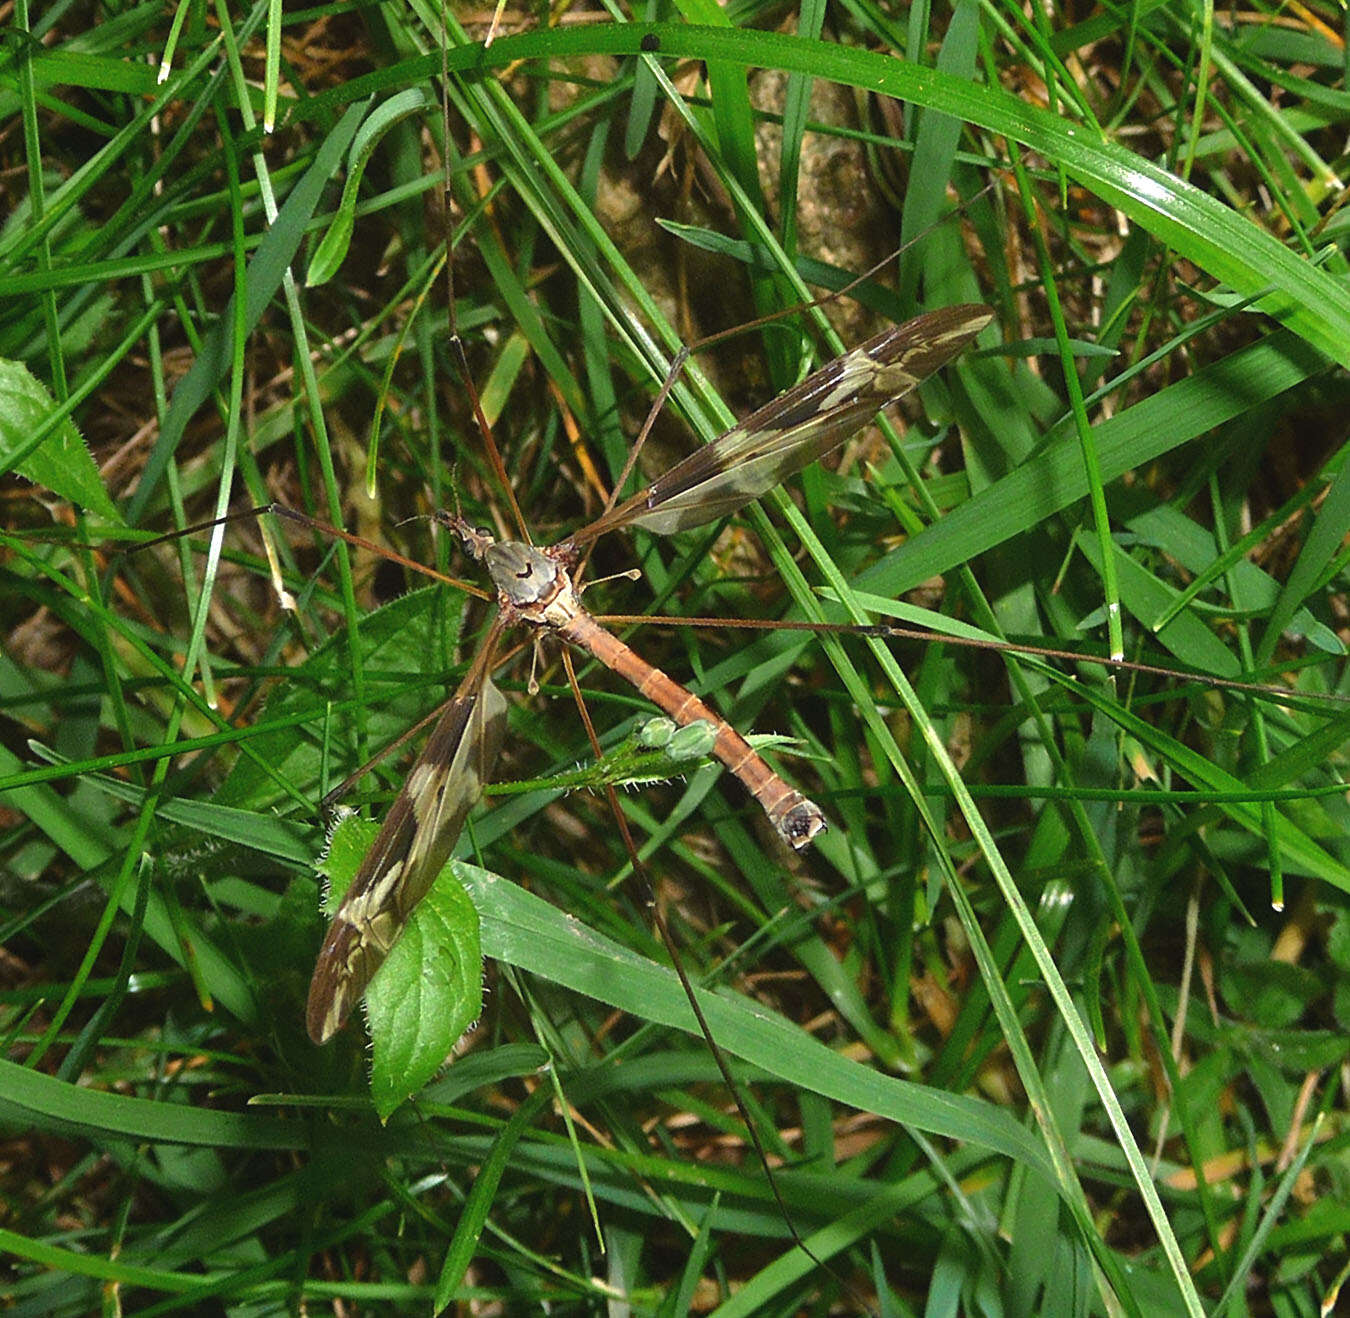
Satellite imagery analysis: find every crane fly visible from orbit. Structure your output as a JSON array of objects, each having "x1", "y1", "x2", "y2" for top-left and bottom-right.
[{"x1": 305, "y1": 302, "x2": 995, "y2": 1045}]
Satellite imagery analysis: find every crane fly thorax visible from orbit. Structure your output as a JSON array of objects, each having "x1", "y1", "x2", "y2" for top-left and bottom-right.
[{"x1": 485, "y1": 540, "x2": 579, "y2": 626}]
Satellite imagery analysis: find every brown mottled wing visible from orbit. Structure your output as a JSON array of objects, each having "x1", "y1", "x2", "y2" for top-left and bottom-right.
[
  {"x1": 306, "y1": 621, "x2": 508, "y2": 1044},
  {"x1": 572, "y1": 304, "x2": 993, "y2": 542}
]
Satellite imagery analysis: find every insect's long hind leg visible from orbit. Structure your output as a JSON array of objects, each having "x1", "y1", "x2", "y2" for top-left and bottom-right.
[{"x1": 554, "y1": 645, "x2": 850, "y2": 1296}]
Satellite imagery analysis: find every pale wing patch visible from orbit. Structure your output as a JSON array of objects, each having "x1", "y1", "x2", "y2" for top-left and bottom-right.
[{"x1": 398, "y1": 675, "x2": 507, "y2": 919}]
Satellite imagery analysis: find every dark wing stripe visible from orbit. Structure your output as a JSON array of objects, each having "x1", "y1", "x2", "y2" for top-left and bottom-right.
[{"x1": 573, "y1": 304, "x2": 993, "y2": 542}]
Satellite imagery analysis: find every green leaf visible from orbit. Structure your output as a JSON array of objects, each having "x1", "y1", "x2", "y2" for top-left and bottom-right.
[
  {"x1": 0, "y1": 358, "x2": 119, "y2": 521},
  {"x1": 306, "y1": 88, "x2": 431, "y2": 287},
  {"x1": 321, "y1": 815, "x2": 484, "y2": 1118}
]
